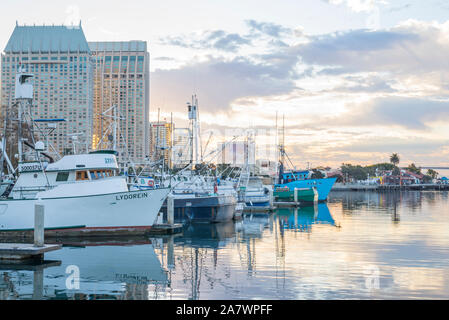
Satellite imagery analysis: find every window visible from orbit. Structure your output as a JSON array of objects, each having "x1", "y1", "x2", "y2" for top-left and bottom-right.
[
  {"x1": 56, "y1": 172, "x2": 70, "y2": 182},
  {"x1": 76, "y1": 171, "x2": 89, "y2": 181}
]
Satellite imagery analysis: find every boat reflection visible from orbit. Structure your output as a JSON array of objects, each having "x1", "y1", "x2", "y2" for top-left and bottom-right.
[
  {"x1": 0, "y1": 260, "x2": 61, "y2": 300},
  {"x1": 275, "y1": 203, "x2": 336, "y2": 232},
  {"x1": 176, "y1": 221, "x2": 237, "y2": 249},
  {"x1": 0, "y1": 240, "x2": 170, "y2": 300}
]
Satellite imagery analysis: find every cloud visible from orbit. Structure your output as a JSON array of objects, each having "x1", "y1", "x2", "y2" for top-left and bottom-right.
[
  {"x1": 153, "y1": 56, "x2": 176, "y2": 61},
  {"x1": 153, "y1": 19, "x2": 449, "y2": 167},
  {"x1": 323, "y1": 74, "x2": 397, "y2": 93},
  {"x1": 160, "y1": 30, "x2": 251, "y2": 52},
  {"x1": 322, "y1": 0, "x2": 387, "y2": 13},
  {"x1": 151, "y1": 55, "x2": 299, "y2": 112},
  {"x1": 322, "y1": 97, "x2": 449, "y2": 130},
  {"x1": 296, "y1": 21, "x2": 449, "y2": 75},
  {"x1": 335, "y1": 137, "x2": 449, "y2": 153},
  {"x1": 245, "y1": 20, "x2": 292, "y2": 38}
]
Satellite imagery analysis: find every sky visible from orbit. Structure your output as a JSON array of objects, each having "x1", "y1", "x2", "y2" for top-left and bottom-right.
[{"x1": 1, "y1": 0, "x2": 449, "y2": 170}]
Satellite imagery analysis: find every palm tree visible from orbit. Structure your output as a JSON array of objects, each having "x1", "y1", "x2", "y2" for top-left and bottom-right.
[
  {"x1": 427, "y1": 169, "x2": 438, "y2": 180},
  {"x1": 390, "y1": 153, "x2": 400, "y2": 167}
]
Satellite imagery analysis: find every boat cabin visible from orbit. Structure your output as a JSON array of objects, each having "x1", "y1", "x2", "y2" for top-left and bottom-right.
[
  {"x1": 281, "y1": 170, "x2": 311, "y2": 183},
  {"x1": 10, "y1": 151, "x2": 123, "y2": 199}
]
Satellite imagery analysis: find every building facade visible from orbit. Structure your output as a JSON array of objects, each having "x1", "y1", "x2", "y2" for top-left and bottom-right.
[
  {"x1": 89, "y1": 41, "x2": 149, "y2": 165},
  {"x1": 171, "y1": 127, "x2": 191, "y2": 168},
  {"x1": 1, "y1": 23, "x2": 93, "y2": 157},
  {"x1": 218, "y1": 140, "x2": 256, "y2": 168},
  {"x1": 150, "y1": 121, "x2": 173, "y2": 168}
]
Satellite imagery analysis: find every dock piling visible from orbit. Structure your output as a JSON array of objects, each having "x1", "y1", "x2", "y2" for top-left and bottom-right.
[
  {"x1": 269, "y1": 188, "x2": 274, "y2": 207},
  {"x1": 167, "y1": 194, "x2": 174, "y2": 226},
  {"x1": 167, "y1": 235, "x2": 175, "y2": 269},
  {"x1": 34, "y1": 203, "x2": 45, "y2": 247}
]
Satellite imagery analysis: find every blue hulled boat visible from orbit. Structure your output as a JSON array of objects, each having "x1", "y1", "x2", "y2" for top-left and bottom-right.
[{"x1": 275, "y1": 169, "x2": 336, "y2": 202}]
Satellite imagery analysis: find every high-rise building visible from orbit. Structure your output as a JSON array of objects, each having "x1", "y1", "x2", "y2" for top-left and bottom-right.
[
  {"x1": 150, "y1": 121, "x2": 173, "y2": 168},
  {"x1": 172, "y1": 127, "x2": 191, "y2": 168},
  {"x1": 1, "y1": 23, "x2": 93, "y2": 157},
  {"x1": 218, "y1": 140, "x2": 256, "y2": 168},
  {"x1": 88, "y1": 41, "x2": 149, "y2": 164}
]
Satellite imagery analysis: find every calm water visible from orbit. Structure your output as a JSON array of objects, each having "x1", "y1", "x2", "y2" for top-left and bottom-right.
[{"x1": 1, "y1": 191, "x2": 449, "y2": 300}]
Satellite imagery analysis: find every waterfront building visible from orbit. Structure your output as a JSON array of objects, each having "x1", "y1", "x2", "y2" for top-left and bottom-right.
[
  {"x1": 1, "y1": 23, "x2": 93, "y2": 157},
  {"x1": 88, "y1": 41, "x2": 149, "y2": 164},
  {"x1": 171, "y1": 127, "x2": 191, "y2": 168},
  {"x1": 256, "y1": 159, "x2": 278, "y2": 177},
  {"x1": 150, "y1": 121, "x2": 173, "y2": 168},
  {"x1": 218, "y1": 140, "x2": 256, "y2": 168}
]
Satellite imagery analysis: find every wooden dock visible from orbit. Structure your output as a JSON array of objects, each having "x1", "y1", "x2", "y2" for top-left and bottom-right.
[
  {"x1": 0, "y1": 243, "x2": 61, "y2": 262},
  {"x1": 274, "y1": 201, "x2": 301, "y2": 207},
  {"x1": 149, "y1": 223, "x2": 184, "y2": 235},
  {"x1": 0, "y1": 224, "x2": 183, "y2": 241},
  {"x1": 243, "y1": 206, "x2": 275, "y2": 213},
  {"x1": 331, "y1": 183, "x2": 449, "y2": 192}
]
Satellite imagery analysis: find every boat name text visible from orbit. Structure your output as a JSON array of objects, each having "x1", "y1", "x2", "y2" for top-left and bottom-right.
[{"x1": 115, "y1": 193, "x2": 148, "y2": 201}]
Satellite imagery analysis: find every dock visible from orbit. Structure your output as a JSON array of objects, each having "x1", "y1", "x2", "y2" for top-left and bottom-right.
[
  {"x1": 0, "y1": 224, "x2": 183, "y2": 240},
  {"x1": 331, "y1": 183, "x2": 449, "y2": 192},
  {"x1": 0, "y1": 198, "x2": 183, "y2": 241},
  {"x1": 149, "y1": 223, "x2": 184, "y2": 235},
  {"x1": 273, "y1": 201, "x2": 301, "y2": 207},
  {"x1": 243, "y1": 206, "x2": 275, "y2": 213},
  {"x1": 0, "y1": 243, "x2": 61, "y2": 262},
  {"x1": 0, "y1": 204, "x2": 62, "y2": 261}
]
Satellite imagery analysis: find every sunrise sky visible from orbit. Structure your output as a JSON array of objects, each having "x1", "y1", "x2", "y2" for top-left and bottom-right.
[{"x1": 1, "y1": 0, "x2": 449, "y2": 169}]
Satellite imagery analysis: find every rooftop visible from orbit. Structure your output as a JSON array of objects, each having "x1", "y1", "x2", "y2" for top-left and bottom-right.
[
  {"x1": 88, "y1": 41, "x2": 147, "y2": 52},
  {"x1": 4, "y1": 23, "x2": 90, "y2": 53}
]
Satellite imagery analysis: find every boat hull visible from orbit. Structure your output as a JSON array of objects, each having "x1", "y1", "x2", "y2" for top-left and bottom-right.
[
  {"x1": 274, "y1": 187, "x2": 317, "y2": 204},
  {"x1": 161, "y1": 195, "x2": 236, "y2": 223},
  {"x1": 0, "y1": 188, "x2": 170, "y2": 231},
  {"x1": 275, "y1": 178, "x2": 336, "y2": 202}
]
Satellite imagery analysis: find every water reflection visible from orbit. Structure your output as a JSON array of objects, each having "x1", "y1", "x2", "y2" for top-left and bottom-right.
[
  {"x1": 0, "y1": 260, "x2": 61, "y2": 300},
  {"x1": 0, "y1": 239, "x2": 170, "y2": 300},
  {"x1": 276, "y1": 204, "x2": 337, "y2": 232},
  {"x1": 1, "y1": 192, "x2": 449, "y2": 299}
]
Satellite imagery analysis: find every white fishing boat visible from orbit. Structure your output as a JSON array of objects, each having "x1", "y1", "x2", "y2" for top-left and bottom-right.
[
  {"x1": 156, "y1": 96, "x2": 237, "y2": 223},
  {"x1": 0, "y1": 151, "x2": 169, "y2": 231},
  {"x1": 241, "y1": 176, "x2": 271, "y2": 207},
  {"x1": 0, "y1": 67, "x2": 169, "y2": 233}
]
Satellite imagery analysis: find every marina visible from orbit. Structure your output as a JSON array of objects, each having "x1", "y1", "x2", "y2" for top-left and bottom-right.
[
  {"x1": 0, "y1": 2, "x2": 449, "y2": 303},
  {"x1": 0, "y1": 190, "x2": 448, "y2": 299}
]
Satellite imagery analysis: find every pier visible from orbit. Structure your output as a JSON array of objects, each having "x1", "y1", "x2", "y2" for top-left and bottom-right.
[
  {"x1": 0, "y1": 204, "x2": 61, "y2": 262},
  {"x1": 0, "y1": 243, "x2": 61, "y2": 262},
  {"x1": 331, "y1": 183, "x2": 449, "y2": 192}
]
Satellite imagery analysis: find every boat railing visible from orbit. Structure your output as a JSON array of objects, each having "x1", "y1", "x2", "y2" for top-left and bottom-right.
[{"x1": 12, "y1": 185, "x2": 54, "y2": 199}]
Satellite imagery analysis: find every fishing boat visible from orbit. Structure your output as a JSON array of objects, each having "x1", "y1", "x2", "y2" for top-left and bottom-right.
[
  {"x1": 274, "y1": 169, "x2": 336, "y2": 202},
  {"x1": 274, "y1": 114, "x2": 336, "y2": 202},
  {"x1": 0, "y1": 151, "x2": 170, "y2": 232},
  {"x1": 158, "y1": 96, "x2": 236, "y2": 223},
  {"x1": 240, "y1": 176, "x2": 271, "y2": 207},
  {"x1": 273, "y1": 185, "x2": 318, "y2": 204},
  {"x1": 160, "y1": 173, "x2": 236, "y2": 223},
  {"x1": 0, "y1": 68, "x2": 170, "y2": 234}
]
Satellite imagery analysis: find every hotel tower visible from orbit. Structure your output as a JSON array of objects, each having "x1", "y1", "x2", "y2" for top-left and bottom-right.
[
  {"x1": 89, "y1": 41, "x2": 150, "y2": 165},
  {"x1": 1, "y1": 23, "x2": 93, "y2": 157}
]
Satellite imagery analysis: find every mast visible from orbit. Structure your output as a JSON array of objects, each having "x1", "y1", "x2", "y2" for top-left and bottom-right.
[
  {"x1": 282, "y1": 114, "x2": 285, "y2": 166},
  {"x1": 14, "y1": 65, "x2": 34, "y2": 162},
  {"x1": 187, "y1": 95, "x2": 199, "y2": 170}
]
